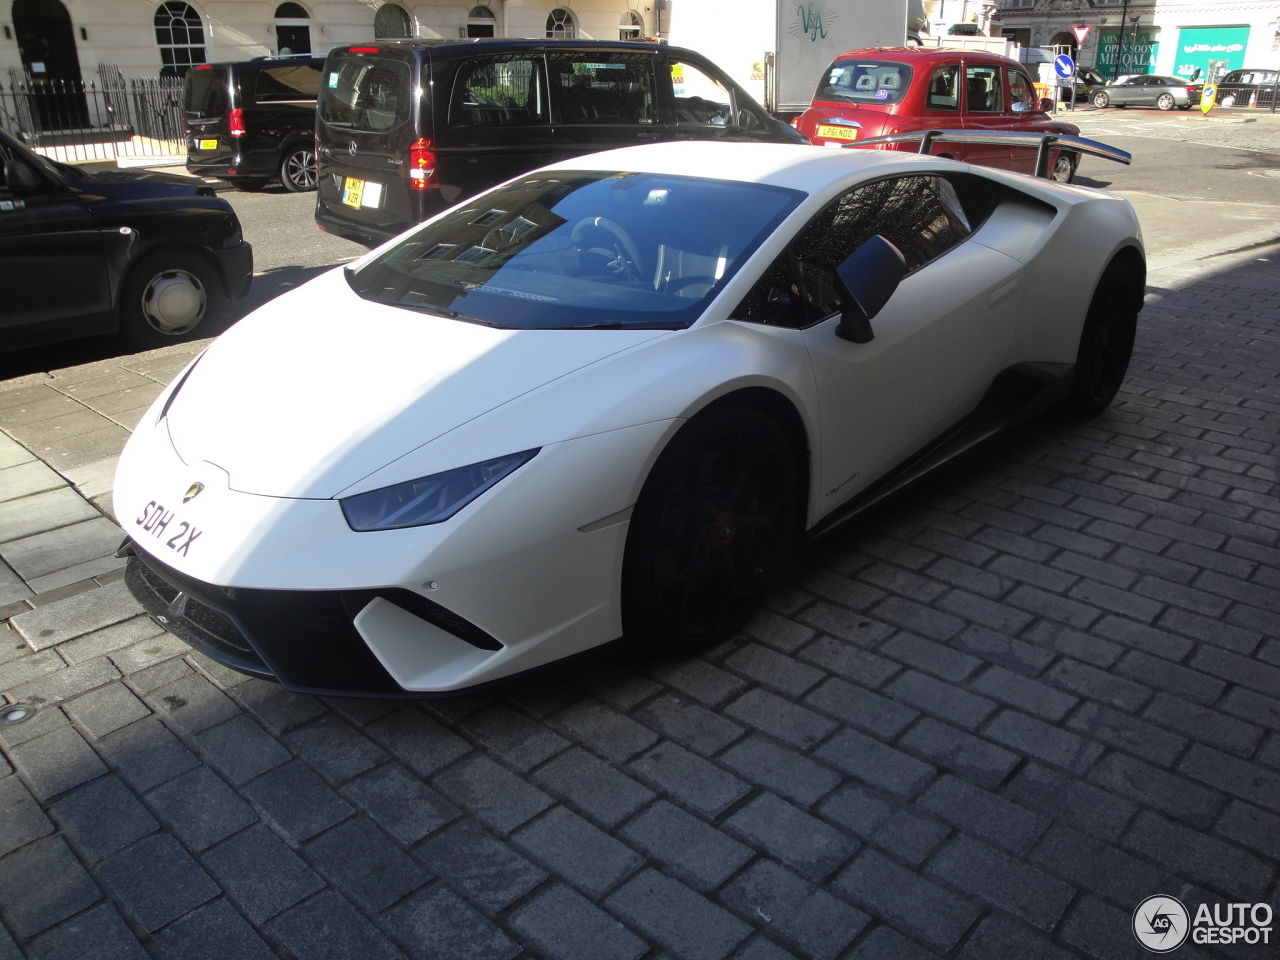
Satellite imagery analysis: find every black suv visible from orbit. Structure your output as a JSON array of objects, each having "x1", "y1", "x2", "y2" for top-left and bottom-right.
[
  {"x1": 182, "y1": 55, "x2": 325, "y2": 191},
  {"x1": 314, "y1": 39, "x2": 805, "y2": 245}
]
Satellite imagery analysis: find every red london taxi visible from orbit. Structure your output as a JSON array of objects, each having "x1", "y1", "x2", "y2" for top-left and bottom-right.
[{"x1": 795, "y1": 48, "x2": 1081, "y2": 181}]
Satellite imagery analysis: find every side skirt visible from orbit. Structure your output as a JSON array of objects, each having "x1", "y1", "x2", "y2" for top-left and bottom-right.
[{"x1": 805, "y1": 361, "x2": 1074, "y2": 544}]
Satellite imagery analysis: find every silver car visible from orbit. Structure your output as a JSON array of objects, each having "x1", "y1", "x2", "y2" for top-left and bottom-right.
[{"x1": 1092, "y1": 74, "x2": 1200, "y2": 110}]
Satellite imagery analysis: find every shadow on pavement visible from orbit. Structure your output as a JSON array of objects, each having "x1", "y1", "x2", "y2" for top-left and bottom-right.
[{"x1": 0, "y1": 263, "x2": 338, "y2": 382}]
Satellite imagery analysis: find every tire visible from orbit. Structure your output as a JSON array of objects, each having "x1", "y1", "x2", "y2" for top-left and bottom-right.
[
  {"x1": 1051, "y1": 153, "x2": 1076, "y2": 183},
  {"x1": 1156, "y1": 93, "x2": 1175, "y2": 111},
  {"x1": 280, "y1": 144, "x2": 317, "y2": 192},
  {"x1": 1066, "y1": 263, "x2": 1140, "y2": 416},
  {"x1": 622, "y1": 405, "x2": 800, "y2": 648},
  {"x1": 1177, "y1": 103, "x2": 1193, "y2": 110},
  {"x1": 228, "y1": 177, "x2": 269, "y2": 192},
  {"x1": 120, "y1": 250, "x2": 224, "y2": 350},
  {"x1": 1219, "y1": 95, "x2": 1235, "y2": 108},
  {"x1": 1092, "y1": 91, "x2": 1109, "y2": 108}
]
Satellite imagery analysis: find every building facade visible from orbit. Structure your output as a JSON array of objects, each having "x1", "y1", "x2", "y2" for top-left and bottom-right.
[
  {"x1": 994, "y1": 0, "x2": 1279, "y2": 80},
  {"x1": 2, "y1": 0, "x2": 661, "y2": 84}
]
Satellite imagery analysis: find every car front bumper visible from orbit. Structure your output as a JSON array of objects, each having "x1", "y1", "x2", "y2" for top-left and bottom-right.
[{"x1": 114, "y1": 403, "x2": 674, "y2": 696}]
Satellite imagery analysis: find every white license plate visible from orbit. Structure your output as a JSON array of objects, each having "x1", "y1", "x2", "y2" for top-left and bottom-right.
[{"x1": 135, "y1": 500, "x2": 203, "y2": 557}]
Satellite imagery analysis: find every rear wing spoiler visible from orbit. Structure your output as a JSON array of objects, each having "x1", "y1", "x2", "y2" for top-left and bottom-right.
[{"x1": 850, "y1": 130, "x2": 1132, "y2": 179}]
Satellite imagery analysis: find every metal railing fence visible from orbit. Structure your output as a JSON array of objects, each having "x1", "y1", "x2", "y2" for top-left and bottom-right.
[{"x1": 0, "y1": 67, "x2": 186, "y2": 163}]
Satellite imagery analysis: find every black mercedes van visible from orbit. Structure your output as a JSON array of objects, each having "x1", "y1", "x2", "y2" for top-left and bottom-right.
[
  {"x1": 182, "y1": 55, "x2": 326, "y2": 192},
  {"x1": 314, "y1": 39, "x2": 804, "y2": 245}
]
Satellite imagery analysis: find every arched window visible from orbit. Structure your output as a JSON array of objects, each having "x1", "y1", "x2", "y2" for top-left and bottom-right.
[
  {"x1": 619, "y1": 10, "x2": 643, "y2": 40},
  {"x1": 154, "y1": 2, "x2": 206, "y2": 77},
  {"x1": 546, "y1": 8, "x2": 576, "y2": 40},
  {"x1": 467, "y1": 5, "x2": 496, "y2": 38},
  {"x1": 374, "y1": 2, "x2": 413, "y2": 38},
  {"x1": 274, "y1": 2, "x2": 311, "y2": 55}
]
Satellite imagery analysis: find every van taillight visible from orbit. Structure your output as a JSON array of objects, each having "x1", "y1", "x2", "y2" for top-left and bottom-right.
[
  {"x1": 409, "y1": 137, "x2": 436, "y2": 190},
  {"x1": 229, "y1": 107, "x2": 246, "y2": 137}
]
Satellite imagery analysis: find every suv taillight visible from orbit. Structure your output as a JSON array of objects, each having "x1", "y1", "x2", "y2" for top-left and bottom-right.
[
  {"x1": 229, "y1": 107, "x2": 246, "y2": 137},
  {"x1": 409, "y1": 137, "x2": 437, "y2": 190}
]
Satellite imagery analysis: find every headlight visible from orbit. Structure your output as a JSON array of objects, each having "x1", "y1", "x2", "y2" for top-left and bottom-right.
[{"x1": 340, "y1": 449, "x2": 539, "y2": 531}]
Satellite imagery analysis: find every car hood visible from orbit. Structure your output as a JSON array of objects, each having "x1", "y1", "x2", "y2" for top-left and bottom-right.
[
  {"x1": 75, "y1": 167, "x2": 216, "y2": 199},
  {"x1": 162, "y1": 268, "x2": 667, "y2": 499}
]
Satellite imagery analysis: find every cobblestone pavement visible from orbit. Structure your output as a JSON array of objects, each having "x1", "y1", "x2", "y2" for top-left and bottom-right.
[{"x1": 1, "y1": 235, "x2": 1279, "y2": 957}]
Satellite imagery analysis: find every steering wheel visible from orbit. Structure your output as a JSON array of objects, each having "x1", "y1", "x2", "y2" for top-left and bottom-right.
[{"x1": 571, "y1": 216, "x2": 644, "y2": 282}]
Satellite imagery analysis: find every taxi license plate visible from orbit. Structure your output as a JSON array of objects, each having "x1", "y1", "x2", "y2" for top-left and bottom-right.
[
  {"x1": 816, "y1": 124, "x2": 858, "y2": 142},
  {"x1": 197, "y1": 138, "x2": 218, "y2": 151}
]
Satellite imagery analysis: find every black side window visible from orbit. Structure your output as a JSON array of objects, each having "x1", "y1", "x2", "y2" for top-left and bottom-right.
[
  {"x1": 732, "y1": 176, "x2": 971, "y2": 328},
  {"x1": 448, "y1": 56, "x2": 548, "y2": 127},
  {"x1": 927, "y1": 65, "x2": 960, "y2": 111},
  {"x1": 547, "y1": 51, "x2": 656, "y2": 124},
  {"x1": 254, "y1": 64, "x2": 322, "y2": 103}
]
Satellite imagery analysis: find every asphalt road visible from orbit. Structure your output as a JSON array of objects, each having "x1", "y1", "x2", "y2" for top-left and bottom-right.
[{"x1": 1, "y1": 113, "x2": 1276, "y2": 382}]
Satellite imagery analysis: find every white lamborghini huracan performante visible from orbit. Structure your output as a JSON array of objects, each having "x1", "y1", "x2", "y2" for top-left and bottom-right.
[{"x1": 115, "y1": 137, "x2": 1143, "y2": 697}]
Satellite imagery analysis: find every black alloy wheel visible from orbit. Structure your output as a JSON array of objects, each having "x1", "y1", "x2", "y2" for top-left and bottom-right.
[
  {"x1": 280, "y1": 145, "x2": 318, "y2": 192},
  {"x1": 1067, "y1": 262, "x2": 1140, "y2": 416},
  {"x1": 623, "y1": 406, "x2": 800, "y2": 647}
]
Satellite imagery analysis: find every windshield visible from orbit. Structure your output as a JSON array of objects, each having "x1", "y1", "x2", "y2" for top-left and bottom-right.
[
  {"x1": 817, "y1": 59, "x2": 913, "y2": 105},
  {"x1": 346, "y1": 171, "x2": 803, "y2": 330}
]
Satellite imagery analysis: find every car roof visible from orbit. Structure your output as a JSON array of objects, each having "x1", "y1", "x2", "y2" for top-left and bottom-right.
[
  {"x1": 328, "y1": 38, "x2": 698, "y2": 58},
  {"x1": 538, "y1": 140, "x2": 954, "y2": 194},
  {"x1": 826, "y1": 46, "x2": 1028, "y2": 69}
]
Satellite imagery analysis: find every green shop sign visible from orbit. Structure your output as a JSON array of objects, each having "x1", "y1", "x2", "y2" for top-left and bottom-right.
[
  {"x1": 1175, "y1": 26, "x2": 1249, "y2": 80},
  {"x1": 1099, "y1": 31, "x2": 1158, "y2": 74}
]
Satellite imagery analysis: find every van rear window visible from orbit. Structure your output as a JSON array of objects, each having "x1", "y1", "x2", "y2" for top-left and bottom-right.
[
  {"x1": 318, "y1": 54, "x2": 411, "y2": 132},
  {"x1": 255, "y1": 64, "x2": 322, "y2": 103},
  {"x1": 182, "y1": 68, "x2": 229, "y2": 118}
]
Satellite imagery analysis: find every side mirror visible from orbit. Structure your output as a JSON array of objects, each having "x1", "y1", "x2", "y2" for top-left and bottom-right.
[
  {"x1": 833, "y1": 235, "x2": 907, "y2": 343},
  {"x1": 1037, "y1": 97, "x2": 1055, "y2": 112},
  {"x1": 3, "y1": 158, "x2": 43, "y2": 196}
]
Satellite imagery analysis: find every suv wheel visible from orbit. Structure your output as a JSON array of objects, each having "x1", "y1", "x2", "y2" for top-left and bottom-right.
[{"x1": 280, "y1": 145, "x2": 317, "y2": 192}]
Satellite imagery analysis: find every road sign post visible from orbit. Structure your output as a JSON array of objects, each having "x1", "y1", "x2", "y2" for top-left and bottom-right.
[{"x1": 1054, "y1": 54, "x2": 1076, "y2": 112}]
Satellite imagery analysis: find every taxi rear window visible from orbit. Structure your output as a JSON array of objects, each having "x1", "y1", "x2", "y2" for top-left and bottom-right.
[{"x1": 816, "y1": 60, "x2": 912, "y2": 105}]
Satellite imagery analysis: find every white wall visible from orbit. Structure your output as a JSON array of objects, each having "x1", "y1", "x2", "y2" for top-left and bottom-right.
[{"x1": 0, "y1": 0, "x2": 655, "y2": 82}]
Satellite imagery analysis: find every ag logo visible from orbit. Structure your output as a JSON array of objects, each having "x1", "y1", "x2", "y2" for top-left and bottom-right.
[
  {"x1": 183, "y1": 482, "x2": 204, "y2": 504},
  {"x1": 1134, "y1": 895, "x2": 1190, "y2": 953}
]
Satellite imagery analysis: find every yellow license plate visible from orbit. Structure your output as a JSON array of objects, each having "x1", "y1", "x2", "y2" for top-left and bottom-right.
[
  {"x1": 197, "y1": 138, "x2": 218, "y2": 150},
  {"x1": 342, "y1": 177, "x2": 365, "y2": 208},
  {"x1": 816, "y1": 124, "x2": 858, "y2": 142}
]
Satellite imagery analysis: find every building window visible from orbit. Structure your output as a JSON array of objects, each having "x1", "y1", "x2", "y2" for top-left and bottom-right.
[
  {"x1": 467, "y1": 5, "x2": 496, "y2": 38},
  {"x1": 155, "y1": 2, "x2": 206, "y2": 77},
  {"x1": 546, "y1": 8, "x2": 576, "y2": 40},
  {"x1": 375, "y1": 3, "x2": 413, "y2": 38},
  {"x1": 620, "y1": 10, "x2": 643, "y2": 40}
]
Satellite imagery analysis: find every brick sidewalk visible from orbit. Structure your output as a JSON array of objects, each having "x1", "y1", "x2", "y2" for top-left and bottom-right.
[{"x1": 1, "y1": 244, "x2": 1278, "y2": 959}]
